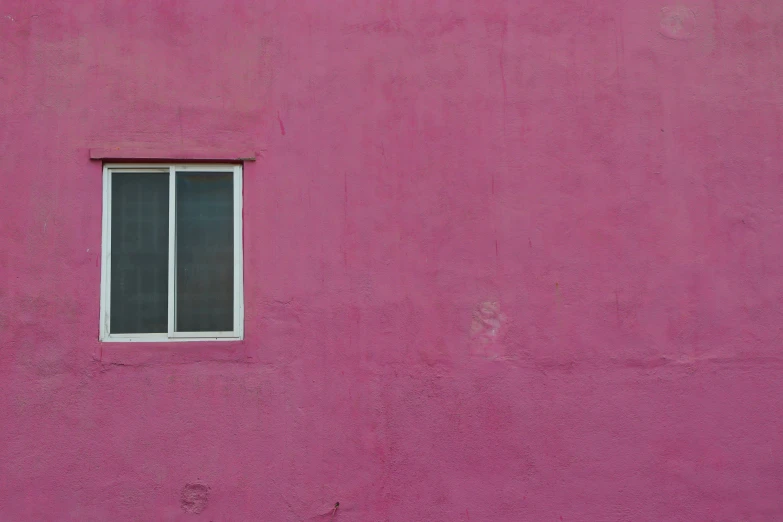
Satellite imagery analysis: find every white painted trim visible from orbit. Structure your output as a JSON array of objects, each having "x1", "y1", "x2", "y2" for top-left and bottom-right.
[
  {"x1": 169, "y1": 331, "x2": 239, "y2": 339},
  {"x1": 234, "y1": 164, "x2": 244, "y2": 339},
  {"x1": 102, "y1": 334, "x2": 242, "y2": 343},
  {"x1": 167, "y1": 165, "x2": 177, "y2": 335},
  {"x1": 100, "y1": 164, "x2": 245, "y2": 342},
  {"x1": 99, "y1": 165, "x2": 111, "y2": 341},
  {"x1": 103, "y1": 163, "x2": 236, "y2": 171},
  {"x1": 175, "y1": 164, "x2": 237, "y2": 172}
]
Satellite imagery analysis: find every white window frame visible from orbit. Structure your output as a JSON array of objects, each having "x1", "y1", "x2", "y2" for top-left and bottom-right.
[{"x1": 100, "y1": 163, "x2": 244, "y2": 342}]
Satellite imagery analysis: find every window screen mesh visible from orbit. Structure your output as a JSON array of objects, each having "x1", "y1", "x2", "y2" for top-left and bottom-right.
[
  {"x1": 175, "y1": 172, "x2": 234, "y2": 332},
  {"x1": 110, "y1": 172, "x2": 169, "y2": 334}
]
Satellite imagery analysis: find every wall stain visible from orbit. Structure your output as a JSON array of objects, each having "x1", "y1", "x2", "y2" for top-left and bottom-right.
[
  {"x1": 470, "y1": 301, "x2": 507, "y2": 359},
  {"x1": 181, "y1": 483, "x2": 209, "y2": 514},
  {"x1": 660, "y1": 6, "x2": 696, "y2": 40}
]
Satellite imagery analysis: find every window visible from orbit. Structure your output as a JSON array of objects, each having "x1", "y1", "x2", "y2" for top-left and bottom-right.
[{"x1": 100, "y1": 164, "x2": 243, "y2": 341}]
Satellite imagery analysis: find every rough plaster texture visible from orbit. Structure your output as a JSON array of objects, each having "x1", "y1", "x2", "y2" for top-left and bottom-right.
[{"x1": 1, "y1": 1, "x2": 783, "y2": 520}]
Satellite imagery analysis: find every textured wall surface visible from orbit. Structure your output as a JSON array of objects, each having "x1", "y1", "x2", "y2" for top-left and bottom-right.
[{"x1": 2, "y1": 1, "x2": 783, "y2": 520}]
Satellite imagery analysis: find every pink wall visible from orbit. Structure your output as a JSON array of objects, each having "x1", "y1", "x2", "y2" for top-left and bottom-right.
[{"x1": 2, "y1": 1, "x2": 783, "y2": 520}]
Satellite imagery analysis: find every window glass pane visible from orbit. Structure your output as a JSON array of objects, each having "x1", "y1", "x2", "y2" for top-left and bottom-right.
[
  {"x1": 175, "y1": 172, "x2": 234, "y2": 332},
  {"x1": 110, "y1": 172, "x2": 169, "y2": 334}
]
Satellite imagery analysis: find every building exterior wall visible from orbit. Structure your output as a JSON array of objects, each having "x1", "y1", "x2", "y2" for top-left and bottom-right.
[{"x1": 2, "y1": 1, "x2": 783, "y2": 520}]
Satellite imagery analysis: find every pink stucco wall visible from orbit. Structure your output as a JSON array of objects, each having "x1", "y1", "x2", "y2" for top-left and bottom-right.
[{"x1": 2, "y1": 1, "x2": 783, "y2": 520}]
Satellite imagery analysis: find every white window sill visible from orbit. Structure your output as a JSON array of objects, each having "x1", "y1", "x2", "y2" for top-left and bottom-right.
[{"x1": 101, "y1": 334, "x2": 243, "y2": 343}]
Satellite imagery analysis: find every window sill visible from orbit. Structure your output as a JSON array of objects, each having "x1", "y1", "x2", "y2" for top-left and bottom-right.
[
  {"x1": 101, "y1": 334, "x2": 242, "y2": 343},
  {"x1": 96, "y1": 338, "x2": 249, "y2": 366}
]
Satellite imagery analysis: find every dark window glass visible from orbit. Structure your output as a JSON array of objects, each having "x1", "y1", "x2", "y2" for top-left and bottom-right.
[
  {"x1": 175, "y1": 173, "x2": 234, "y2": 332},
  {"x1": 110, "y1": 173, "x2": 169, "y2": 333}
]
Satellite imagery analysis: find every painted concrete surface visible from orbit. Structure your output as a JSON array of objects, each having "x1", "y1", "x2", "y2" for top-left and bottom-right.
[{"x1": 2, "y1": 1, "x2": 783, "y2": 520}]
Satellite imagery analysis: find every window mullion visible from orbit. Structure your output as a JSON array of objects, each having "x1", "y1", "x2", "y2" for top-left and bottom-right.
[{"x1": 167, "y1": 166, "x2": 176, "y2": 337}]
